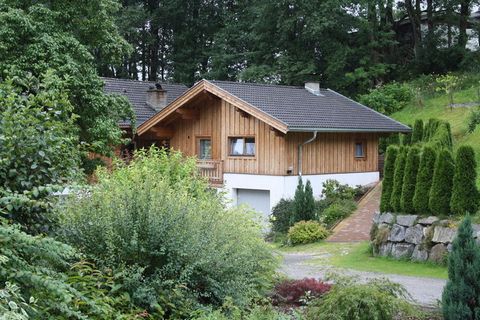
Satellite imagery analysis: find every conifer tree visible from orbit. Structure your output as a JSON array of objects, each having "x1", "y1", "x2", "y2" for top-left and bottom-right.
[
  {"x1": 413, "y1": 146, "x2": 437, "y2": 214},
  {"x1": 450, "y1": 146, "x2": 480, "y2": 215},
  {"x1": 401, "y1": 129, "x2": 412, "y2": 145},
  {"x1": 292, "y1": 177, "x2": 305, "y2": 224},
  {"x1": 429, "y1": 149, "x2": 455, "y2": 215},
  {"x1": 303, "y1": 180, "x2": 316, "y2": 220},
  {"x1": 442, "y1": 215, "x2": 480, "y2": 320},
  {"x1": 380, "y1": 145, "x2": 399, "y2": 212},
  {"x1": 390, "y1": 147, "x2": 408, "y2": 212},
  {"x1": 401, "y1": 147, "x2": 421, "y2": 213},
  {"x1": 411, "y1": 119, "x2": 424, "y2": 144}
]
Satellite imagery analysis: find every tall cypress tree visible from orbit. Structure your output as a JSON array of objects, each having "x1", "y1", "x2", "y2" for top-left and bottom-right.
[
  {"x1": 450, "y1": 146, "x2": 480, "y2": 215},
  {"x1": 303, "y1": 180, "x2": 316, "y2": 220},
  {"x1": 411, "y1": 119, "x2": 424, "y2": 144},
  {"x1": 413, "y1": 146, "x2": 437, "y2": 214},
  {"x1": 429, "y1": 149, "x2": 455, "y2": 216},
  {"x1": 292, "y1": 177, "x2": 305, "y2": 224},
  {"x1": 401, "y1": 147, "x2": 421, "y2": 214},
  {"x1": 442, "y1": 215, "x2": 480, "y2": 320},
  {"x1": 390, "y1": 146, "x2": 408, "y2": 212},
  {"x1": 380, "y1": 145, "x2": 399, "y2": 212}
]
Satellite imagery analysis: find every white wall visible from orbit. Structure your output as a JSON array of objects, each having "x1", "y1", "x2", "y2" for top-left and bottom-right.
[{"x1": 222, "y1": 171, "x2": 379, "y2": 213}]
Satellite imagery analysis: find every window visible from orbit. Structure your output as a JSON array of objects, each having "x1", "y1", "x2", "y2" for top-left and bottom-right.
[
  {"x1": 355, "y1": 141, "x2": 366, "y2": 158},
  {"x1": 198, "y1": 138, "x2": 212, "y2": 159},
  {"x1": 230, "y1": 137, "x2": 255, "y2": 156}
]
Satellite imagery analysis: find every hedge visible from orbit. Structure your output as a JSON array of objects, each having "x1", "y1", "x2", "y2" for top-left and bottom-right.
[
  {"x1": 390, "y1": 146, "x2": 408, "y2": 212},
  {"x1": 380, "y1": 145, "x2": 399, "y2": 212},
  {"x1": 429, "y1": 149, "x2": 455, "y2": 215},
  {"x1": 401, "y1": 147, "x2": 421, "y2": 214},
  {"x1": 413, "y1": 146, "x2": 437, "y2": 214},
  {"x1": 450, "y1": 146, "x2": 480, "y2": 215}
]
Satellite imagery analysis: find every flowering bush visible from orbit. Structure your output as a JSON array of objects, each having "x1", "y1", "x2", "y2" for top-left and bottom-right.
[{"x1": 272, "y1": 278, "x2": 332, "y2": 307}]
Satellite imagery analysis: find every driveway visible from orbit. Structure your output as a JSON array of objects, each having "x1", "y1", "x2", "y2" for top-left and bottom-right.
[{"x1": 278, "y1": 251, "x2": 446, "y2": 307}]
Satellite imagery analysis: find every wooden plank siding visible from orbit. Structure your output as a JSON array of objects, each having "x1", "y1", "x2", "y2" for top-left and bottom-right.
[{"x1": 146, "y1": 96, "x2": 379, "y2": 176}]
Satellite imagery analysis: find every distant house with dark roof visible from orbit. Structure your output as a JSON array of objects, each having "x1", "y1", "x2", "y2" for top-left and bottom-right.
[{"x1": 104, "y1": 77, "x2": 409, "y2": 216}]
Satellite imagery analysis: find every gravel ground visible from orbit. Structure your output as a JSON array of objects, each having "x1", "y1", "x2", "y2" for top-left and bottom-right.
[{"x1": 279, "y1": 252, "x2": 446, "y2": 307}]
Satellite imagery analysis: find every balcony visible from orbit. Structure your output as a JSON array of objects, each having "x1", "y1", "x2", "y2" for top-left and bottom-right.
[{"x1": 197, "y1": 159, "x2": 224, "y2": 187}]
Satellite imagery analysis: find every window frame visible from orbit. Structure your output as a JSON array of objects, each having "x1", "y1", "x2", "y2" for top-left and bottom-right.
[
  {"x1": 228, "y1": 136, "x2": 256, "y2": 157},
  {"x1": 196, "y1": 136, "x2": 212, "y2": 160},
  {"x1": 354, "y1": 140, "x2": 367, "y2": 160}
]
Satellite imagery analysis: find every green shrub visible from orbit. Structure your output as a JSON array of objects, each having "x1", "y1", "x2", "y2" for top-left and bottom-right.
[
  {"x1": 423, "y1": 118, "x2": 440, "y2": 141},
  {"x1": 378, "y1": 133, "x2": 400, "y2": 154},
  {"x1": 358, "y1": 82, "x2": 413, "y2": 115},
  {"x1": 270, "y1": 198, "x2": 294, "y2": 233},
  {"x1": 411, "y1": 119, "x2": 424, "y2": 144},
  {"x1": 413, "y1": 146, "x2": 437, "y2": 214},
  {"x1": 401, "y1": 129, "x2": 412, "y2": 145},
  {"x1": 450, "y1": 146, "x2": 480, "y2": 215},
  {"x1": 442, "y1": 216, "x2": 480, "y2": 320},
  {"x1": 401, "y1": 147, "x2": 421, "y2": 214},
  {"x1": 429, "y1": 121, "x2": 453, "y2": 149},
  {"x1": 292, "y1": 177, "x2": 305, "y2": 224},
  {"x1": 390, "y1": 147, "x2": 408, "y2": 212},
  {"x1": 321, "y1": 179, "x2": 356, "y2": 203},
  {"x1": 429, "y1": 149, "x2": 455, "y2": 216},
  {"x1": 287, "y1": 221, "x2": 329, "y2": 246},
  {"x1": 467, "y1": 108, "x2": 480, "y2": 133},
  {"x1": 0, "y1": 220, "x2": 134, "y2": 319},
  {"x1": 58, "y1": 148, "x2": 276, "y2": 310},
  {"x1": 304, "y1": 180, "x2": 316, "y2": 220},
  {"x1": 305, "y1": 278, "x2": 414, "y2": 320},
  {"x1": 380, "y1": 145, "x2": 399, "y2": 212},
  {"x1": 320, "y1": 200, "x2": 357, "y2": 229}
]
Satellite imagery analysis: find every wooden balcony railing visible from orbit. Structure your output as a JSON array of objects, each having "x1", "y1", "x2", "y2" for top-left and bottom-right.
[{"x1": 197, "y1": 159, "x2": 224, "y2": 186}]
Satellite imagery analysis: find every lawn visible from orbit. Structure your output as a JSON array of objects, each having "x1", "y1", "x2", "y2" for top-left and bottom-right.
[
  {"x1": 275, "y1": 241, "x2": 448, "y2": 279},
  {"x1": 390, "y1": 85, "x2": 480, "y2": 187}
]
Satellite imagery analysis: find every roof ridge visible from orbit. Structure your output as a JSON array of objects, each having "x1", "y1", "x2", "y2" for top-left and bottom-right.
[{"x1": 209, "y1": 79, "x2": 308, "y2": 90}]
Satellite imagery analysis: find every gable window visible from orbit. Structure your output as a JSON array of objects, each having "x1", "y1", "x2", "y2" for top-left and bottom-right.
[
  {"x1": 230, "y1": 137, "x2": 255, "y2": 156},
  {"x1": 355, "y1": 141, "x2": 366, "y2": 159},
  {"x1": 198, "y1": 138, "x2": 212, "y2": 159}
]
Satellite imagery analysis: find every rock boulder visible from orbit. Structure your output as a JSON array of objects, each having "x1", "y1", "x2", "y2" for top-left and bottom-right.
[
  {"x1": 388, "y1": 224, "x2": 406, "y2": 242},
  {"x1": 411, "y1": 245, "x2": 429, "y2": 261},
  {"x1": 391, "y1": 243, "x2": 414, "y2": 259},
  {"x1": 432, "y1": 226, "x2": 457, "y2": 244},
  {"x1": 418, "y1": 216, "x2": 439, "y2": 225},
  {"x1": 405, "y1": 224, "x2": 424, "y2": 244},
  {"x1": 396, "y1": 215, "x2": 418, "y2": 227},
  {"x1": 429, "y1": 244, "x2": 447, "y2": 263}
]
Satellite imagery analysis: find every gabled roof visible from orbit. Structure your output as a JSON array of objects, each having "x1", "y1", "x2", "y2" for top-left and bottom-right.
[
  {"x1": 102, "y1": 77, "x2": 188, "y2": 127},
  {"x1": 208, "y1": 80, "x2": 410, "y2": 133},
  {"x1": 137, "y1": 79, "x2": 410, "y2": 134}
]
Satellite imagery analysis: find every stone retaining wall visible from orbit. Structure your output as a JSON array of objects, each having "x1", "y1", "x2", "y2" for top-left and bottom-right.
[{"x1": 371, "y1": 212, "x2": 480, "y2": 263}]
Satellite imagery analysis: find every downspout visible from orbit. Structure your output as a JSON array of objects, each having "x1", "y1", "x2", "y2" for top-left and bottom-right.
[{"x1": 298, "y1": 131, "x2": 318, "y2": 176}]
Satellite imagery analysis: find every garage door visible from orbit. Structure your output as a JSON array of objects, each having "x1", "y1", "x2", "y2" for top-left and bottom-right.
[{"x1": 236, "y1": 189, "x2": 270, "y2": 218}]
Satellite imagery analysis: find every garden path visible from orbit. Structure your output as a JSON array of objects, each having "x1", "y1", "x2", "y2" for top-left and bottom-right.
[{"x1": 326, "y1": 182, "x2": 381, "y2": 242}]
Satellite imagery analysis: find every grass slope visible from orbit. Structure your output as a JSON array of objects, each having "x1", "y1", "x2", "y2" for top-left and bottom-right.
[{"x1": 390, "y1": 86, "x2": 480, "y2": 186}]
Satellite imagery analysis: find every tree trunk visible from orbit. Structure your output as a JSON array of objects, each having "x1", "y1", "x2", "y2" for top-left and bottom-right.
[
  {"x1": 458, "y1": 0, "x2": 470, "y2": 49},
  {"x1": 405, "y1": 0, "x2": 422, "y2": 59}
]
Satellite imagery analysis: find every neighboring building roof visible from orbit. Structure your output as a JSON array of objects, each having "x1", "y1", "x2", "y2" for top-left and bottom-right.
[
  {"x1": 207, "y1": 80, "x2": 410, "y2": 133},
  {"x1": 102, "y1": 77, "x2": 188, "y2": 127}
]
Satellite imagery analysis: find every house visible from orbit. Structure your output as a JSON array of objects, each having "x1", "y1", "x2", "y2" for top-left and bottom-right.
[{"x1": 103, "y1": 77, "x2": 410, "y2": 216}]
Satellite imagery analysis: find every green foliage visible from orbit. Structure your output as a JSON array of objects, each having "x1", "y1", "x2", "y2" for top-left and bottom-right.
[
  {"x1": 0, "y1": 282, "x2": 34, "y2": 320},
  {"x1": 390, "y1": 147, "x2": 408, "y2": 212},
  {"x1": 58, "y1": 148, "x2": 276, "y2": 310},
  {"x1": 379, "y1": 133, "x2": 401, "y2": 154},
  {"x1": 467, "y1": 108, "x2": 480, "y2": 133},
  {"x1": 429, "y1": 149, "x2": 455, "y2": 216},
  {"x1": 411, "y1": 119, "x2": 424, "y2": 144},
  {"x1": 442, "y1": 216, "x2": 480, "y2": 320},
  {"x1": 0, "y1": 1, "x2": 134, "y2": 157},
  {"x1": 194, "y1": 304, "x2": 292, "y2": 320},
  {"x1": 305, "y1": 277, "x2": 414, "y2": 320},
  {"x1": 450, "y1": 146, "x2": 480, "y2": 215},
  {"x1": 287, "y1": 221, "x2": 329, "y2": 246},
  {"x1": 321, "y1": 180, "x2": 356, "y2": 204},
  {"x1": 413, "y1": 146, "x2": 437, "y2": 214},
  {"x1": 359, "y1": 82, "x2": 413, "y2": 115},
  {"x1": 320, "y1": 200, "x2": 357, "y2": 229},
  {"x1": 436, "y1": 74, "x2": 460, "y2": 105},
  {"x1": 423, "y1": 119, "x2": 441, "y2": 141},
  {"x1": 429, "y1": 121, "x2": 453, "y2": 150},
  {"x1": 0, "y1": 221, "x2": 136, "y2": 319},
  {"x1": 270, "y1": 199, "x2": 294, "y2": 234},
  {"x1": 380, "y1": 146, "x2": 399, "y2": 212},
  {"x1": 401, "y1": 147, "x2": 421, "y2": 214},
  {"x1": 0, "y1": 73, "x2": 81, "y2": 233},
  {"x1": 292, "y1": 178, "x2": 316, "y2": 223}
]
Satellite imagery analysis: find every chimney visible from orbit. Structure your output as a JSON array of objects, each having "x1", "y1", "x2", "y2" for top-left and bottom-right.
[
  {"x1": 304, "y1": 81, "x2": 322, "y2": 96},
  {"x1": 147, "y1": 83, "x2": 168, "y2": 111}
]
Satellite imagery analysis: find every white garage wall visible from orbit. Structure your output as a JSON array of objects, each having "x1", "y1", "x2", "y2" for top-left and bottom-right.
[{"x1": 222, "y1": 171, "x2": 379, "y2": 213}]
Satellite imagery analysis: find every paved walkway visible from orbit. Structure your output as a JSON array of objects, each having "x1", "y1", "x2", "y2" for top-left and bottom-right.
[{"x1": 327, "y1": 182, "x2": 381, "y2": 242}]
